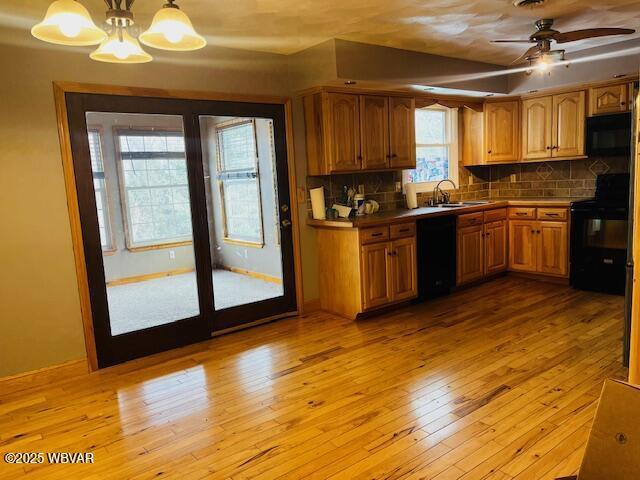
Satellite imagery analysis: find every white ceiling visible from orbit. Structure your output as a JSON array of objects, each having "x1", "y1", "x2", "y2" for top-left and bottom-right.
[{"x1": 3, "y1": 0, "x2": 640, "y2": 65}]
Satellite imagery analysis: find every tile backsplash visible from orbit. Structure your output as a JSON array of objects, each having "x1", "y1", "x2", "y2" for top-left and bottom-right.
[{"x1": 306, "y1": 156, "x2": 630, "y2": 215}]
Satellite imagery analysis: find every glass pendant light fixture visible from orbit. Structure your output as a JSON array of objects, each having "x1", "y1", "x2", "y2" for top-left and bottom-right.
[
  {"x1": 90, "y1": 0, "x2": 152, "y2": 64},
  {"x1": 90, "y1": 28, "x2": 152, "y2": 64},
  {"x1": 139, "y1": 1, "x2": 206, "y2": 51},
  {"x1": 32, "y1": 0, "x2": 204, "y2": 63},
  {"x1": 31, "y1": 0, "x2": 107, "y2": 46}
]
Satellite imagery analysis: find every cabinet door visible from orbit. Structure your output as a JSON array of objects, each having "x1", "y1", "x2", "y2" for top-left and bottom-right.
[
  {"x1": 328, "y1": 93, "x2": 361, "y2": 171},
  {"x1": 390, "y1": 237, "x2": 417, "y2": 302},
  {"x1": 522, "y1": 96, "x2": 553, "y2": 160},
  {"x1": 537, "y1": 221, "x2": 568, "y2": 277},
  {"x1": 485, "y1": 220, "x2": 507, "y2": 275},
  {"x1": 484, "y1": 101, "x2": 520, "y2": 163},
  {"x1": 552, "y1": 91, "x2": 585, "y2": 158},
  {"x1": 360, "y1": 95, "x2": 390, "y2": 170},
  {"x1": 589, "y1": 84, "x2": 629, "y2": 116},
  {"x1": 361, "y1": 242, "x2": 392, "y2": 309},
  {"x1": 509, "y1": 220, "x2": 537, "y2": 272},
  {"x1": 457, "y1": 224, "x2": 484, "y2": 285},
  {"x1": 389, "y1": 97, "x2": 416, "y2": 168}
]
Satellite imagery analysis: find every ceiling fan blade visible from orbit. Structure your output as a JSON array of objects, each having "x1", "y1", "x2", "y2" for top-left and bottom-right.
[
  {"x1": 491, "y1": 39, "x2": 533, "y2": 43},
  {"x1": 553, "y1": 28, "x2": 635, "y2": 44},
  {"x1": 511, "y1": 45, "x2": 540, "y2": 65}
]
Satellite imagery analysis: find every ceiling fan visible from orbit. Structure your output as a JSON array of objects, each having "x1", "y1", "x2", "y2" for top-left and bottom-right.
[{"x1": 492, "y1": 19, "x2": 635, "y2": 67}]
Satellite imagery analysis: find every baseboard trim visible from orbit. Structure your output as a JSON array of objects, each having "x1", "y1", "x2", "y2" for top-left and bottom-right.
[
  {"x1": 508, "y1": 271, "x2": 570, "y2": 285},
  {"x1": 219, "y1": 265, "x2": 283, "y2": 285},
  {"x1": 107, "y1": 267, "x2": 195, "y2": 286},
  {"x1": 302, "y1": 299, "x2": 321, "y2": 314},
  {"x1": 0, "y1": 358, "x2": 89, "y2": 395}
]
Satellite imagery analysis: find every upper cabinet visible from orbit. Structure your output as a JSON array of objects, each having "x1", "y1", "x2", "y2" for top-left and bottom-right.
[
  {"x1": 328, "y1": 93, "x2": 361, "y2": 172},
  {"x1": 589, "y1": 83, "x2": 630, "y2": 116},
  {"x1": 522, "y1": 96, "x2": 553, "y2": 160},
  {"x1": 303, "y1": 89, "x2": 416, "y2": 175},
  {"x1": 360, "y1": 95, "x2": 390, "y2": 170},
  {"x1": 553, "y1": 91, "x2": 585, "y2": 158},
  {"x1": 389, "y1": 97, "x2": 417, "y2": 168},
  {"x1": 484, "y1": 101, "x2": 520, "y2": 163},
  {"x1": 521, "y1": 90, "x2": 585, "y2": 160}
]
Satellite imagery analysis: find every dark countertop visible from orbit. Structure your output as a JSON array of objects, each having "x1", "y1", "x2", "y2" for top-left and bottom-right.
[{"x1": 307, "y1": 198, "x2": 581, "y2": 228}]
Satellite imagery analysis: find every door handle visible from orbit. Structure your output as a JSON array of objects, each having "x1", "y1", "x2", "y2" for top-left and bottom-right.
[
  {"x1": 281, "y1": 219, "x2": 292, "y2": 228},
  {"x1": 280, "y1": 204, "x2": 289, "y2": 213}
]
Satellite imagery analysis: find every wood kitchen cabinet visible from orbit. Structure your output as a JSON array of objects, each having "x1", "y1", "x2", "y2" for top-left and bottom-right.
[
  {"x1": 521, "y1": 91, "x2": 585, "y2": 160},
  {"x1": 457, "y1": 209, "x2": 507, "y2": 285},
  {"x1": 327, "y1": 93, "x2": 361, "y2": 172},
  {"x1": 508, "y1": 208, "x2": 568, "y2": 277},
  {"x1": 522, "y1": 96, "x2": 553, "y2": 160},
  {"x1": 553, "y1": 91, "x2": 585, "y2": 158},
  {"x1": 389, "y1": 97, "x2": 416, "y2": 168},
  {"x1": 361, "y1": 241, "x2": 393, "y2": 309},
  {"x1": 457, "y1": 224, "x2": 484, "y2": 284},
  {"x1": 360, "y1": 95, "x2": 390, "y2": 170},
  {"x1": 389, "y1": 236, "x2": 418, "y2": 302},
  {"x1": 485, "y1": 220, "x2": 508, "y2": 275},
  {"x1": 484, "y1": 101, "x2": 520, "y2": 163},
  {"x1": 303, "y1": 88, "x2": 415, "y2": 174},
  {"x1": 589, "y1": 83, "x2": 630, "y2": 116}
]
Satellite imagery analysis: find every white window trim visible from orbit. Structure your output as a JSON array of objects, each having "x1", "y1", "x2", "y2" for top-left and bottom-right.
[
  {"x1": 114, "y1": 127, "x2": 194, "y2": 250},
  {"x1": 88, "y1": 127, "x2": 116, "y2": 253},
  {"x1": 215, "y1": 119, "x2": 265, "y2": 248},
  {"x1": 403, "y1": 105, "x2": 459, "y2": 194}
]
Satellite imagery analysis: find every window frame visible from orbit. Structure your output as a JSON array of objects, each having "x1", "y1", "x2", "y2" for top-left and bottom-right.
[
  {"x1": 215, "y1": 118, "x2": 265, "y2": 248},
  {"x1": 113, "y1": 126, "x2": 194, "y2": 252},
  {"x1": 87, "y1": 126, "x2": 116, "y2": 254},
  {"x1": 403, "y1": 105, "x2": 459, "y2": 194}
]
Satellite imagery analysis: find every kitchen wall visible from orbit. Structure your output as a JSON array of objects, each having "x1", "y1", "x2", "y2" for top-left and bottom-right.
[{"x1": 0, "y1": 38, "x2": 290, "y2": 377}]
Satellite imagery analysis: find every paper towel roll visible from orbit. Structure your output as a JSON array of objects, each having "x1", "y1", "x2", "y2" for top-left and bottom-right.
[
  {"x1": 406, "y1": 183, "x2": 418, "y2": 209},
  {"x1": 310, "y1": 187, "x2": 326, "y2": 219}
]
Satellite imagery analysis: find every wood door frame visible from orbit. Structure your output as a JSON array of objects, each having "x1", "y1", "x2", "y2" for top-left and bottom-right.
[{"x1": 53, "y1": 82, "x2": 304, "y2": 372}]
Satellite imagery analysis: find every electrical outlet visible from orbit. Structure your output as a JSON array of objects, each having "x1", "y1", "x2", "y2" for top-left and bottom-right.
[
  {"x1": 395, "y1": 181, "x2": 402, "y2": 193},
  {"x1": 510, "y1": 174, "x2": 517, "y2": 183},
  {"x1": 468, "y1": 176, "x2": 474, "y2": 185},
  {"x1": 169, "y1": 250, "x2": 175, "y2": 260}
]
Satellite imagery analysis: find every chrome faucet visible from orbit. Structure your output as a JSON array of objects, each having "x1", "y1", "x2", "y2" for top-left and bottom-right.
[{"x1": 432, "y1": 179, "x2": 458, "y2": 205}]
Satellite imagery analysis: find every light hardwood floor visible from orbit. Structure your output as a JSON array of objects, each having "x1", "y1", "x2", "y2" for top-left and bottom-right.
[{"x1": 0, "y1": 276, "x2": 627, "y2": 479}]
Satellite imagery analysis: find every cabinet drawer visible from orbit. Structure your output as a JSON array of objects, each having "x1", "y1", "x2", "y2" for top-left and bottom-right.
[
  {"x1": 509, "y1": 207, "x2": 536, "y2": 219},
  {"x1": 360, "y1": 226, "x2": 389, "y2": 244},
  {"x1": 537, "y1": 208, "x2": 567, "y2": 221},
  {"x1": 458, "y1": 212, "x2": 484, "y2": 228},
  {"x1": 390, "y1": 222, "x2": 416, "y2": 239},
  {"x1": 484, "y1": 208, "x2": 507, "y2": 223}
]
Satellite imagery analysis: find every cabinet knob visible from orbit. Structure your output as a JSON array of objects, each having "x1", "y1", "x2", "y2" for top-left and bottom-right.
[
  {"x1": 357, "y1": 155, "x2": 363, "y2": 160},
  {"x1": 546, "y1": 146, "x2": 551, "y2": 150},
  {"x1": 391, "y1": 153, "x2": 398, "y2": 158},
  {"x1": 488, "y1": 150, "x2": 492, "y2": 154}
]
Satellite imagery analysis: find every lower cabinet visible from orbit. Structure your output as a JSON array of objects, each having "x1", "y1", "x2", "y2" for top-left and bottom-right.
[
  {"x1": 457, "y1": 210, "x2": 508, "y2": 285},
  {"x1": 361, "y1": 241, "x2": 393, "y2": 309},
  {"x1": 361, "y1": 235, "x2": 417, "y2": 310},
  {"x1": 508, "y1": 212, "x2": 568, "y2": 277}
]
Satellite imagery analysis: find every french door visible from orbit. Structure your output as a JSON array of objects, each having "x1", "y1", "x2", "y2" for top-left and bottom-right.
[{"x1": 66, "y1": 92, "x2": 297, "y2": 367}]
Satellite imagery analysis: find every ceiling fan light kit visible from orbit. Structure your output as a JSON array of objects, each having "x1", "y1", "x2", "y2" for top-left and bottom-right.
[
  {"x1": 492, "y1": 18, "x2": 635, "y2": 75},
  {"x1": 31, "y1": 0, "x2": 206, "y2": 64}
]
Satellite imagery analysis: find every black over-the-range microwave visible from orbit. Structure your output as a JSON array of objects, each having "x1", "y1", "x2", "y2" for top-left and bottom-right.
[{"x1": 586, "y1": 112, "x2": 632, "y2": 157}]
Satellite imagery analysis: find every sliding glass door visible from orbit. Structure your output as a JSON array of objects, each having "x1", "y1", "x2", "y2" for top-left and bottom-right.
[{"x1": 66, "y1": 93, "x2": 296, "y2": 367}]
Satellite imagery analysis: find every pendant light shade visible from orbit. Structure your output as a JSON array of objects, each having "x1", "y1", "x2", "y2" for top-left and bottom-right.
[
  {"x1": 90, "y1": 29, "x2": 152, "y2": 64},
  {"x1": 139, "y1": 3, "x2": 206, "y2": 51},
  {"x1": 31, "y1": 0, "x2": 106, "y2": 46}
]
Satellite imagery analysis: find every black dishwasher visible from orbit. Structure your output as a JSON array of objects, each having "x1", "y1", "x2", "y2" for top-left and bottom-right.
[{"x1": 417, "y1": 216, "x2": 457, "y2": 300}]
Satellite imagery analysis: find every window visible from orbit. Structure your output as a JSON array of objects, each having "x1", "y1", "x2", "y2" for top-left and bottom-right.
[
  {"x1": 88, "y1": 129, "x2": 114, "y2": 251},
  {"x1": 404, "y1": 106, "x2": 459, "y2": 192},
  {"x1": 216, "y1": 120, "x2": 264, "y2": 246},
  {"x1": 116, "y1": 129, "x2": 193, "y2": 249}
]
